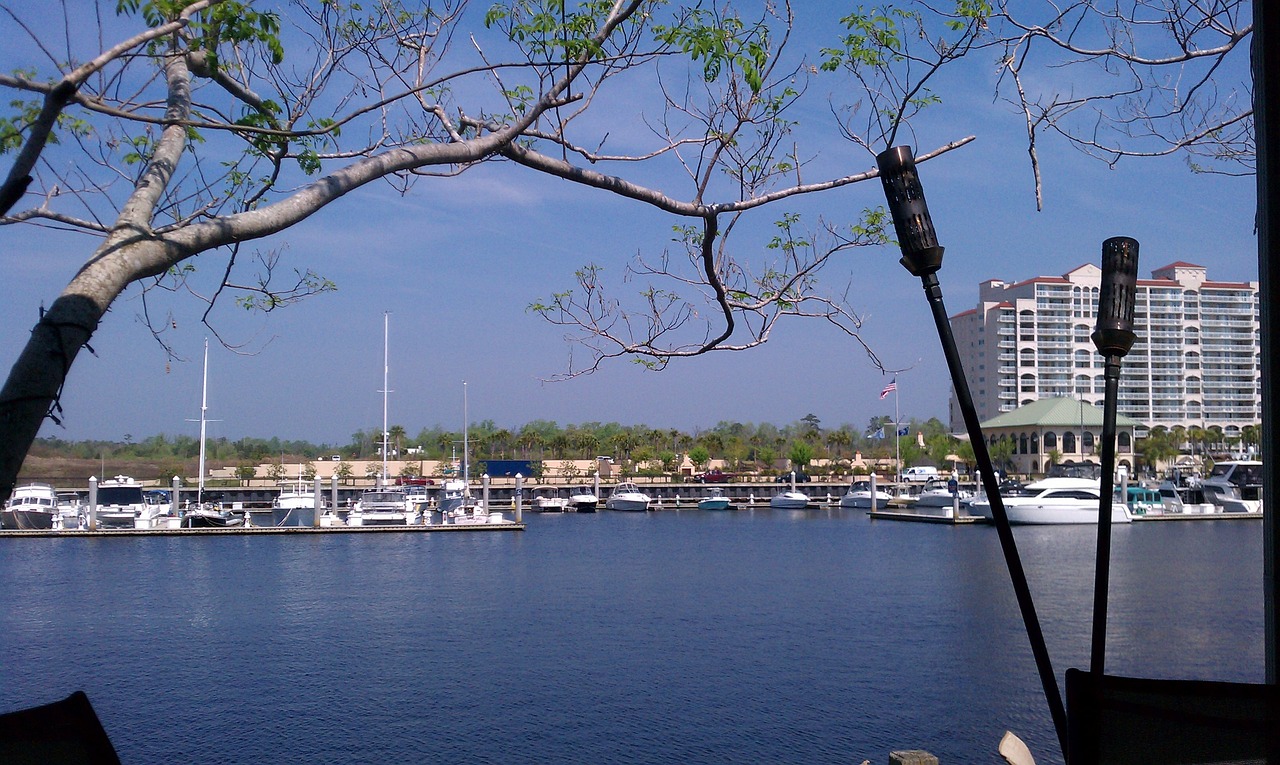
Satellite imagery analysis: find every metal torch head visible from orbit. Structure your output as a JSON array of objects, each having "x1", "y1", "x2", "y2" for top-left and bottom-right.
[
  {"x1": 1091, "y1": 236, "x2": 1139, "y2": 358},
  {"x1": 876, "y1": 145, "x2": 945, "y2": 277}
]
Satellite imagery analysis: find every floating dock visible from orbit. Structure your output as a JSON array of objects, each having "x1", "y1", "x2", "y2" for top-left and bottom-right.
[
  {"x1": 0, "y1": 522, "x2": 524, "y2": 538},
  {"x1": 868, "y1": 509, "x2": 988, "y2": 524}
]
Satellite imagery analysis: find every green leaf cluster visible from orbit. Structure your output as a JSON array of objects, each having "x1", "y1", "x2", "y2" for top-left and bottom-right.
[
  {"x1": 0, "y1": 91, "x2": 93, "y2": 155},
  {"x1": 654, "y1": 8, "x2": 772, "y2": 93},
  {"x1": 117, "y1": 0, "x2": 285, "y2": 69},
  {"x1": 484, "y1": 0, "x2": 619, "y2": 63}
]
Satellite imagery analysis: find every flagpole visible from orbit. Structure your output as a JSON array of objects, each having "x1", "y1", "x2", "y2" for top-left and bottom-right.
[{"x1": 894, "y1": 378, "x2": 901, "y2": 482}]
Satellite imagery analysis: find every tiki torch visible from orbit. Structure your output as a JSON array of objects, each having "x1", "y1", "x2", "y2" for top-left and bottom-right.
[
  {"x1": 876, "y1": 145, "x2": 1068, "y2": 755},
  {"x1": 1089, "y1": 237, "x2": 1139, "y2": 676}
]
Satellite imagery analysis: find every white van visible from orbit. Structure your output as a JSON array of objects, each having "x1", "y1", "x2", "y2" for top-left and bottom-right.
[{"x1": 901, "y1": 466, "x2": 941, "y2": 482}]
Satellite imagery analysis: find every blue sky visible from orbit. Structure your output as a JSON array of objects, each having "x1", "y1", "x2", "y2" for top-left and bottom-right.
[{"x1": 0, "y1": 3, "x2": 1258, "y2": 447}]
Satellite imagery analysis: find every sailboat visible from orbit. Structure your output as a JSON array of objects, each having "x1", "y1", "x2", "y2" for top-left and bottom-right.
[
  {"x1": 182, "y1": 340, "x2": 243, "y2": 528},
  {"x1": 349, "y1": 314, "x2": 419, "y2": 527},
  {"x1": 440, "y1": 382, "x2": 509, "y2": 525},
  {"x1": 440, "y1": 382, "x2": 479, "y2": 519}
]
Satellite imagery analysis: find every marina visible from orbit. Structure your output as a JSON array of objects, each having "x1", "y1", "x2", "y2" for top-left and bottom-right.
[{"x1": 2, "y1": 469, "x2": 1265, "y2": 536}]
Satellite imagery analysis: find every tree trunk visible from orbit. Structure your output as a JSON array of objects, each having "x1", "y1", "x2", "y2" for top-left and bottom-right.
[{"x1": 0, "y1": 294, "x2": 102, "y2": 499}]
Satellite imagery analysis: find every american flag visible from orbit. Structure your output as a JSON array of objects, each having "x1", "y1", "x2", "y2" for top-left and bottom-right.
[{"x1": 879, "y1": 379, "x2": 897, "y2": 399}]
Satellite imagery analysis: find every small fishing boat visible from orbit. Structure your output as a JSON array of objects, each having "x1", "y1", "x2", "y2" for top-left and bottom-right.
[{"x1": 698, "y1": 488, "x2": 733, "y2": 511}]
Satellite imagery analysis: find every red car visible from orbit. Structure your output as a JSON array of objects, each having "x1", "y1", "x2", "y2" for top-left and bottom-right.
[{"x1": 694, "y1": 469, "x2": 736, "y2": 483}]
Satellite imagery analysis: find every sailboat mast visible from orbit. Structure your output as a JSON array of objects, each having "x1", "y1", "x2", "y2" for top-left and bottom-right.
[
  {"x1": 198, "y1": 338, "x2": 209, "y2": 505},
  {"x1": 381, "y1": 312, "x2": 389, "y2": 487},
  {"x1": 462, "y1": 381, "x2": 469, "y2": 486}
]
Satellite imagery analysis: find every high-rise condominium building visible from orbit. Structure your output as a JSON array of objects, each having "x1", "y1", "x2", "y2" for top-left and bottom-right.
[{"x1": 949, "y1": 261, "x2": 1260, "y2": 437}]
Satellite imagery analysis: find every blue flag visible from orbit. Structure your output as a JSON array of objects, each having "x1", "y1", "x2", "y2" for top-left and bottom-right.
[
  {"x1": 868, "y1": 427, "x2": 885, "y2": 439},
  {"x1": 897, "y1": 426, "x2": 910, "y2": 437}
]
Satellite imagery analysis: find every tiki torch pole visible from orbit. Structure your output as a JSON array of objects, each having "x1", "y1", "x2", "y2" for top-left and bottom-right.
[
  {"x1": 1089, "y1": 237, "x2": 1139, "y2": 676},
  {"x1": 876, "y1": 145, "x2": 1068, "y2": 755}
]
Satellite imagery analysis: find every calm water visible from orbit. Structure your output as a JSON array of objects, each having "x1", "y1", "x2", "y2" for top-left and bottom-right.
[{"x1": 0, "y1": 509, "x2": 1264, "y2": 764}]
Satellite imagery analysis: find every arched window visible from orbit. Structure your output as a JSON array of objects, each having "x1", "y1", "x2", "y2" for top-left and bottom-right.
[
  {"x1": 1118, "y1": 432, "x2": 1132, "y2": 453},
  {"x1": 1020, "y1": 433, "x2": 1029, "y2": 454},
  {"x1": 1083, "y1": 431, "x2": 1095, "y2": 452},
  {"x1": 1063, "y1": 431, "x2": 1077, "y2": 454},
  {"x1": 1030, "y1": 432, "x2": 1040, "y2": 454},
  {"x1": 1044, "y1": 432, "x2": 1058, "y2": 450},
  {"x1": 1021, "y1": 373, "x2": 1036, "y2": 393}
]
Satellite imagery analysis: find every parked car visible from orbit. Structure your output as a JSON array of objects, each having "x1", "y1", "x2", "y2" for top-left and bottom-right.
[
  {"x1": 775, "y1": 471, "x2": 811, "y2": 483},
  {"x1": 694, "y1": 469, "x2": 736, "y2": 483}
]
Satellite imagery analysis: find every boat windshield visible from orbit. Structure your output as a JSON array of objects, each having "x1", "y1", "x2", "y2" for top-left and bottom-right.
[
  {"x1": 98, "y1": 486, "x2": 144, "y2": 505},
  {"x1": 1209, "y1": 462, "x2": 1264, "y2": 486},
  {"x1": 1046, "y1": 462, "x2": 1102, "y2": 480}
]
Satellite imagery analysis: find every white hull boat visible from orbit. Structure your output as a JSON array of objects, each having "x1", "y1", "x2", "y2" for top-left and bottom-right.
[
  {"x1": 530, "y1": 488, "x2": 570, "y2": 513},
  {"x1": 605, "y1": 482, "x2": 651, "y2": 512},
  {"x1": 838, "y1": 481, "x2": 892, "y2": 510},
  {"x1": 94, "y1": 475, "x2": 166, "y2": 529},
  {"x1": 1200, "y1": 460, "x2": 1264, "y2": 515},
  {"x1": 568, "y1": 488, "x2": 599, "y2": 513},
  {"x1": 55, "y1": 491, "x2": 86, "y2": 530},
  {"x1": 438, "y1": 479, "x2": 469, "y2": 516},
  {"x1": 769, "y1": 490, "x2": 810, "y2": 510},
  {"x1": 911, "y1": 478, "x2": 971, "y2": 509},
  {"x1": 698, "y1": 489, "x2": 733, "y2": 511},
  {"x1": 349, "y1": 488, "x2": 420, "y2": 526},
  {"x1": 970, "y1": 477, "x2": 1131, "y2": 525}
]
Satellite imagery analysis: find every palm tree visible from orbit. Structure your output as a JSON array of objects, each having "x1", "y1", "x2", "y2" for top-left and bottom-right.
[
  {"x1": 827, "y1": 429, "x2": 852, "y2": 460},
  {"x1": 491, "y1": 429, "x2": 512, "y2": 457},
  {"x1": 388, "y1": 425, "x2": 406, "y2": 458}
]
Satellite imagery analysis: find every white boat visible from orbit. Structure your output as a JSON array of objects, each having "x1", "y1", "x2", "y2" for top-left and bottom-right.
[
  {"x1": 698, "y1": 488, "x2": 733, "y2": 511},
  {"x1": 271, "y1": 479, "x2": 320, "y2": 527},
  {"x1": 349, "y1": 487, "x2": 420, "y2": 526},
  {"x1": 404, "y1": 484, "x2": 431, "y2": 514},
  {"x1": 839, "y1": 480, "x2": 892, "y2": 509},
  {"x1": 769, "y1": 489, "x2": 810, "y2": 510},
  {"x1": 911, "y1": 477, "x2": 972, "y2": 509},
  {"x1": 95, "y1": 475, "x2": 165, "y2": 529},
  {"x1": 2, "y1": 483, "x2": 58, "y2": 530},
  {"x1": 181, "y1": 500, "x2": 244, "y2": 528},
  {"x1": 970, "y1": 477, "x2": 1131, "y2": 525},
  {"x1": 438, "y1": 478, "x2": 470, "y2": 516},
  {"x1": 1156, "y1": 480, "x2": 1218, "y2": 515},
  {"x1": 346, "y1": 315, "x2": 420, "y2": 527},
  {"x1": 530, "y1": 487, "x2": 569, "y2": 513},
  {"x1": 55, "y1": 491, "x2": 86, "y2": 530},
  {"x1": 605, "y1": 482, "x2": 651, "y2": 511},
  {"x1": 568, "y1": 486, "x2": 598, "y2": 513},
  {"x1": 1199, "y1": 460, "x2": 1264, "y2": 514}
]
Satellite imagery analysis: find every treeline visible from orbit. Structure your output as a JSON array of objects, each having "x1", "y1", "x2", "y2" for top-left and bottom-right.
[{"x1": 32, "y1": 414, "x2": 969, "y2": 472}]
